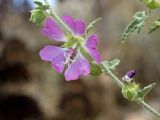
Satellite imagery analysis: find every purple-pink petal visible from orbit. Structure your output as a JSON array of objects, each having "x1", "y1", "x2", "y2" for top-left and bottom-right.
[
  {"x1": 51, "y1": 57, "x2": 65, "y2": 73},
  {"x1": 39, "y1": 45, "x2": 66, "y2": 73},
  {"x1": 64, "y1": 54, "x2": 90, "y2": 81},
  {"x1": 62, "y1": 15, "x2": 86, "y2": 36},
  {"x1": 41, "y1": 17, "x2": 66, "y2": 42},
  {"x1": 86, "y1": 35, "x2": 98, "y2": 48},
  {"x1": 74, "y1": 20, "x2": 86, "y2": 35},
  {"x1": 62, "y1": 15, "x2": 75, "y2": 33},
  {"x1": 85, "y1": 35, "x2": 101, "y2": 64}
]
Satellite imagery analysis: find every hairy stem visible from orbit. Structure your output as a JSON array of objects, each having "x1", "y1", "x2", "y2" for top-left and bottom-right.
[
  {"x1": 137, "y1": 99, "x2": 160, "y2": 118},
  {"x1": 102, "y1": 63, "x2": 124, "y2": 88},
  {"x1": 102, "y1": 64, "x2": 160, "y2": 118},
  {"x1": 44, "y1": 0, "x2": 73, "y2": 34}
]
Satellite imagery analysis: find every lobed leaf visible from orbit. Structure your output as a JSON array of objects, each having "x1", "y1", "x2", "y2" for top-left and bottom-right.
[
  {"x1": 121, "y1": 11, "x2": 147, "y2": 43},
  {"x1": 102, "y1": 59, "x2": 120, "y2": 71}
]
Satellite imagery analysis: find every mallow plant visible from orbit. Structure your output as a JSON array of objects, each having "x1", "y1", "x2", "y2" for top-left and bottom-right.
[{"x1": 30, "y1": 0, "x2": 160, "y2": 118}]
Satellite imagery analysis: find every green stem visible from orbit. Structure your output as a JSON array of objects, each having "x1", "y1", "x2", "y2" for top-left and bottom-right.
[
  {"x1": 137, "y1": 99, "x2": 160, "y2": 118},
  {"x1": 44, "y1": 0, "x2": 73, "y2": 34},
  {"x1": 102, "y1": 63, "x2": 124, "y2": 88},
  {"x1": 102, "y1": 64, "x2": 160, "y2": 118}
]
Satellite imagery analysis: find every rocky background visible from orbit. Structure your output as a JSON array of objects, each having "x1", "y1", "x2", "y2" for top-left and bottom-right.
[{"x1": 0, "y1": 0, "x2": 160, "y2": 120}]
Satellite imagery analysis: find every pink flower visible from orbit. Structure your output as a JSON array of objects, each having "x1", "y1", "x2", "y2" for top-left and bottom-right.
[{"x1": 39, "y1": 16, "x2": 101, "y2": 81}]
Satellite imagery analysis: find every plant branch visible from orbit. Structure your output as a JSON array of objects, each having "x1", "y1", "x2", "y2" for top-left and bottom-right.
[
  {"x1": 137, "y1": 99, "x2": 160, "y2": 118},
  {"x1": 102, "y1": 64, "x2": 160, "y2": 118},
  {"x1": 102, "y1": 63, "x2": 124, "y2": 88}
]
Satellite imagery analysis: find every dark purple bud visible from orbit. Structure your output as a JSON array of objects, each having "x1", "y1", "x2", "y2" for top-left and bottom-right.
[{"x1": 127, "y1": 70, "x2": 136, "y2": 78}]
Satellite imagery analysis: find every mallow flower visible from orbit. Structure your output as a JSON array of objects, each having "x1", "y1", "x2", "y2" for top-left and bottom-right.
[{"x1": 39, "y1": 15, "x2": 101, "y2": 81}]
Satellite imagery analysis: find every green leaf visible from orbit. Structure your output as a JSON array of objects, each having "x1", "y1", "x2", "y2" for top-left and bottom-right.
[
  {"x1": 90, "y1": 62, "x2": 102, "y2": 76},
  {"x1": 149, "y1": 16, "x2": 160, "y2": 33},
  {"x1": 86, "y1": 18, "x2": 102, "y2": 33},
  {"x1": 102, "y1": 59, "x2": 120, "y2": 71},
  {"x1": 121, "y1": 11, "x2": 147, "y2": 43},
  {"x1": 138, "y1": 83, "x2": 156, "y2": 99}
]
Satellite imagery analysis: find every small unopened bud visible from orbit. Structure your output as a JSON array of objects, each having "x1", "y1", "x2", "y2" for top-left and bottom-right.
[{"x1": 122, "y1": 70, "x2": 136, "y2": 82}]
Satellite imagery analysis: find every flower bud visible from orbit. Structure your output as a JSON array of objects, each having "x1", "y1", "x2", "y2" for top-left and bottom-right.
[
  {"x1": 30, "y1": 9, "x2": 45, "y2": 24},
  {"x1": 143, "y1": 0, "x2": 160, "y2": 9},
  {"x1": 122, "y1": 82, "x2": 140, "y2": 101},
  {"x1": 122, "y1": 70, "x2": 136, "y2": 82}
]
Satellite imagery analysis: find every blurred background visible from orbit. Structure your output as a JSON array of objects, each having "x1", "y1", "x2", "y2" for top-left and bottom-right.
[{"x1": 0, "y1": 0, "x2": 160, "y2": 120}]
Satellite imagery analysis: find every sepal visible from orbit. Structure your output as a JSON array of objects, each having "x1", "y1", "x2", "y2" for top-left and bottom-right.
[
  {"x1": 122, "y1": 82, "x2": 140, "y2": 101},
  {"x1": 122, "y1": 82, "x2": 156, "y2": 101},
  {"x1": 90, "y1": 62, "x2": 102, "y2": 76},
  {"x1": 137, "y1": 83, "x2": 156, "y2": 99}
]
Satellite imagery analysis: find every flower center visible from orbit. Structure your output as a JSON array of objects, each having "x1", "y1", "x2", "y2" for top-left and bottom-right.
[
  {"x1": 64, "y1": 48, "x2": 77, "y2": 65},
  {"x1": 63, "y1": 35, "x2": 84, "y2": 48}
]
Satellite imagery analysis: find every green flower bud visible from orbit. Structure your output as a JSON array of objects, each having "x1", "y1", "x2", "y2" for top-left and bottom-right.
[
  {"x1": 143, "y1": 0, "x2": 160, "y2": 9},
  {"x1": 30, "y1": 9, "x2": 45, "y2": 24},
  {"x1": 122, "y1": 82, "x2": 140, "y2": 101},
  {"x1": 90, "y1": 62, "x2": 102, "y2": 76}
]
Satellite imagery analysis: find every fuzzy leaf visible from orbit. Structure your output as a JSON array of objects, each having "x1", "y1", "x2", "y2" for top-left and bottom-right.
[
  {"x1": 86, "y1": 18, "x2": 102, "y2": 33},
  {"x1": 149, "y1": 16, "x2": 160, "y2": 33},
  {"x1": 102, "y1": 59, "x2": 120, "y2": 71},
  {"x1": 138, "y1": 83, "x2": 156, "y2": 99},
  {"x1": 121, "y1": 11, "x2": 147, "y2": 43}
]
